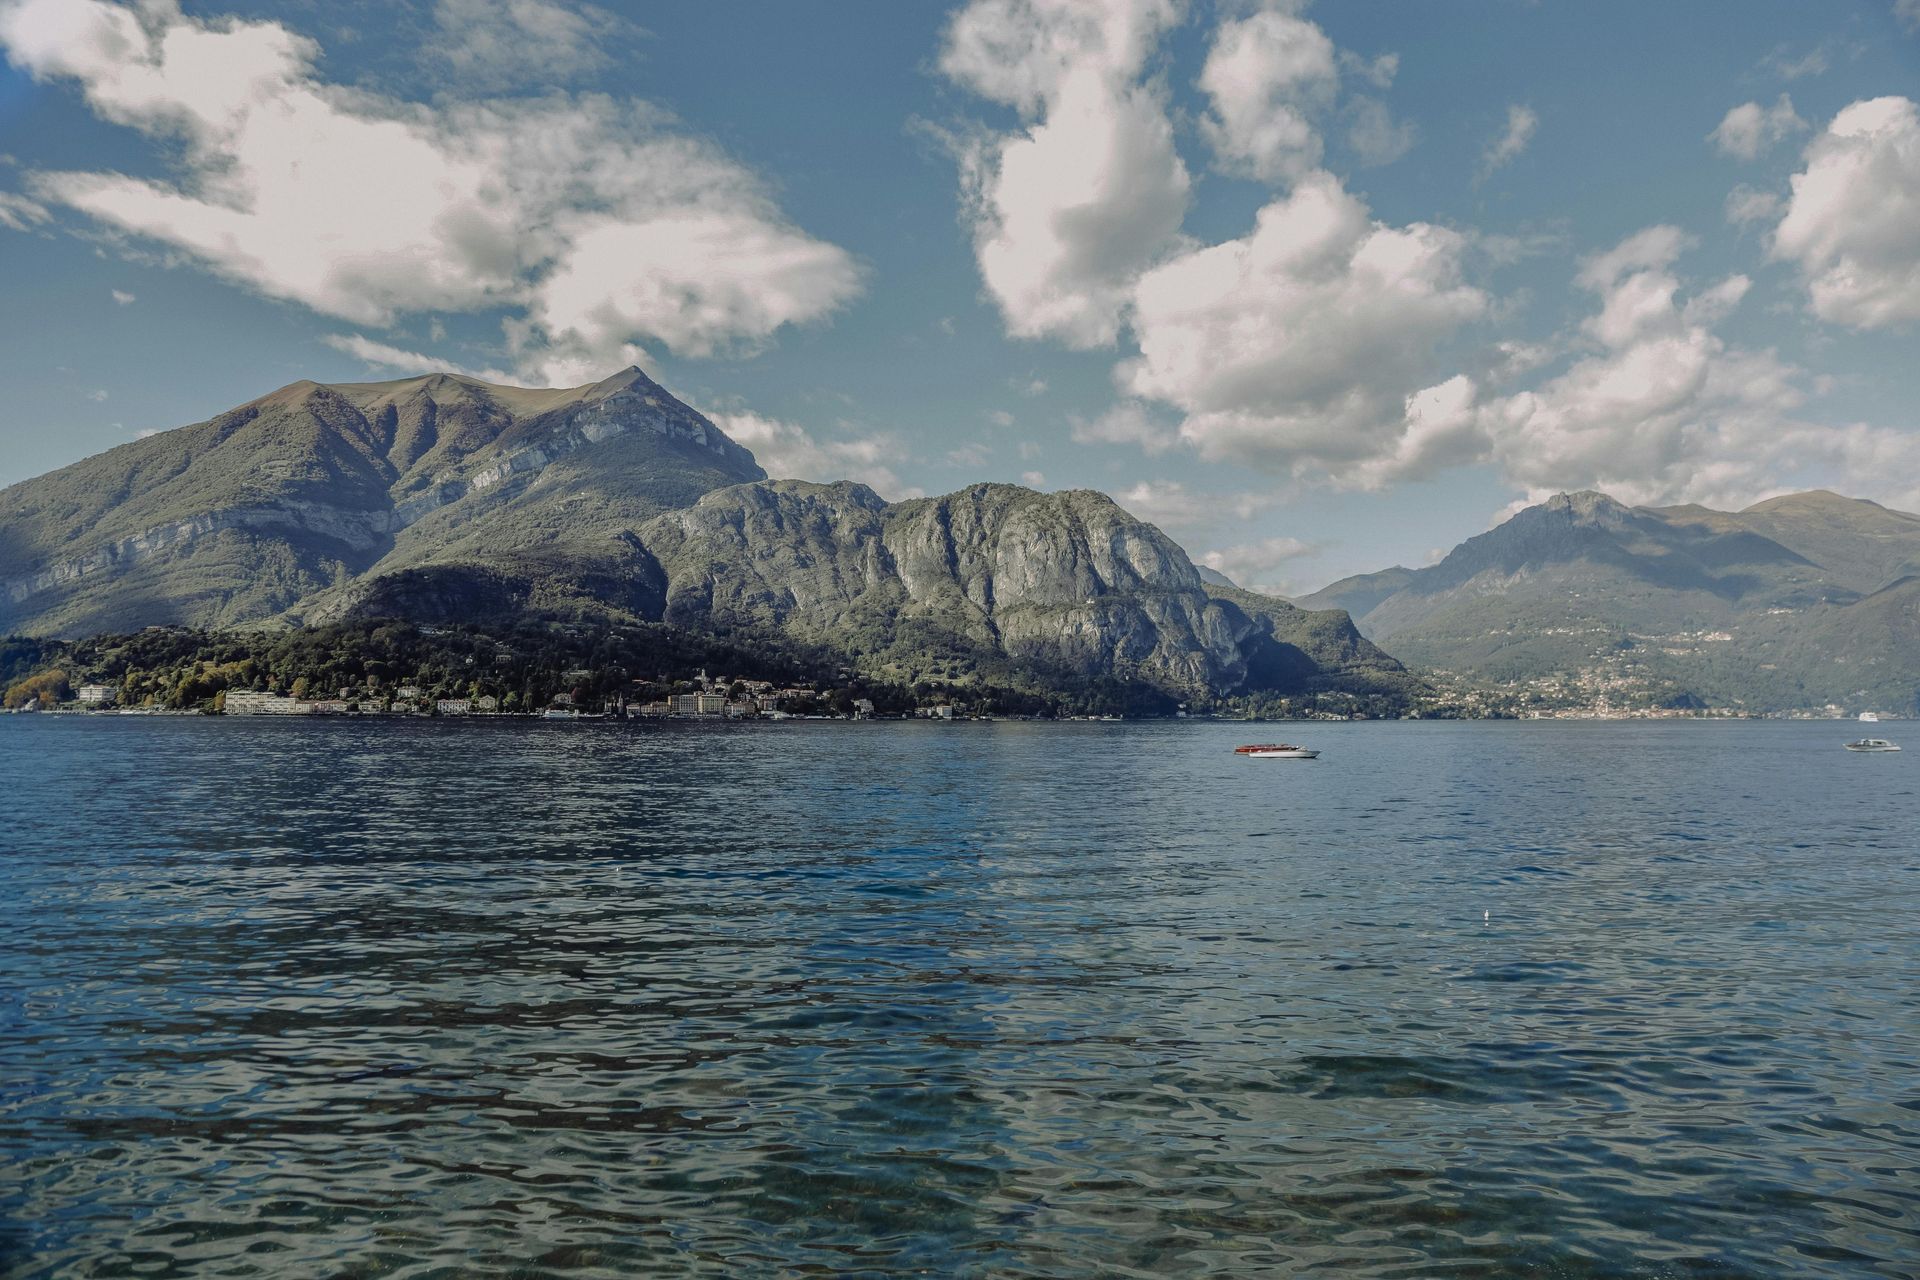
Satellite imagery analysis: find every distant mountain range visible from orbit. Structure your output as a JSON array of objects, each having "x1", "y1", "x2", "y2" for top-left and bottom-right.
[
  {"x1": 1298, "y1": 489, "x2": 1920, "y2": 713},
  {"x1": 0, "y1": 369, "x2": 1413, "y2": 708}
]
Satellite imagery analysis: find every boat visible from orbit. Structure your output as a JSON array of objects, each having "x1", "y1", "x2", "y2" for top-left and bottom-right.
[
  {"x1": 1234, "y1": 743, "x2": 1319, "y2": 759},
  {"x1": 1859, "y1": 711, "x2": 1880, "y2": 722},
  {"x1": 1843, "y1": 738, "x2": 1901, "y2": 752},
  {"x1": 541, "y1": 708, "x2": 582, "y2": 720}
]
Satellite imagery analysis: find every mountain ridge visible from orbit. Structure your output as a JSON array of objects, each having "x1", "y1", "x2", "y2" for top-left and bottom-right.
[
  {"x1": 1298, "y1": 487, "x2": 1920, "y2": 712},
  {"x1": 0, "y1": 368, "x2": 1415, "y2": 709}
]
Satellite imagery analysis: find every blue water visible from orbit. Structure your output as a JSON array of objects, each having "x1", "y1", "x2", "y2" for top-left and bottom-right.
[{"x1": 2, "y1": 717, "x2": 1917, "y2": 1277}]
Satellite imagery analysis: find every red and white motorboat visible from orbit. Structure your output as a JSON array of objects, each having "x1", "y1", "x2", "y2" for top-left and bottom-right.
[{"x1": 1234, "y1": 743, "x2": 1319, "y2": 759}]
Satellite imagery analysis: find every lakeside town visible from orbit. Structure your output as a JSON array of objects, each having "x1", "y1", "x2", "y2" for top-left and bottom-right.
[
  {"x1": 3, "y1": 620, "x2": 1899, "y2": 723},
  {"x1": 10, "y1": 670, "x2": 1896, "y2": 723}
]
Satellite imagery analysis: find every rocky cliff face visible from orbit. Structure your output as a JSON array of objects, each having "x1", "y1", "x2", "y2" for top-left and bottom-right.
[
  {"x1": 637, "y1": 480, "x2": 1406, "y2": 697},
  {"x1": 0, "y1": 365, "x2": 1414, "y2": 704}
]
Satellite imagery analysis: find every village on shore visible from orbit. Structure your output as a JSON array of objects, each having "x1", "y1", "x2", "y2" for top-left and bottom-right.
[{"x1": 21, "y1": 670, "x2": 999, "y2": 721}]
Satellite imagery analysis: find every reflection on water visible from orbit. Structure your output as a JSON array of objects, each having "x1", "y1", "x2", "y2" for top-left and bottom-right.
[{"x1": 2, "y1": 718, "x2": 1917, "y2": 1277}]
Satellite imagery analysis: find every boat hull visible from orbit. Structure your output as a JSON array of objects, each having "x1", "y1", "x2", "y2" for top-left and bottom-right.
[{"x1": 1238, "y1": 748, "x2": 1319, "y2": 759}]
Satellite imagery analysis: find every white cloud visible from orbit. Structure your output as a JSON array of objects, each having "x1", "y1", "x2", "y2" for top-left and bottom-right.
[
  {"x1": 1359, "y1": 227, "x2": 1920, "y2": 511},
  {"x1": 1020, "y1": 470, "x2": 1046, "y2": 487},
  {"x1": 1344, "y1": 95, "x2": 1415, "y2": 167},
  {"x1": 0, "y1": 189, "x2": 49, "y2": 231},
  {"x1": 1121, "y1": 171, "x2": 1487, "y2": 475},
  {"x1": 707, "y1": 409, "x2": 916, "y2": 500},
  {"x1": 987, "y1": 409, "x2": 1016, "y2": 427},
  {"x1": 1198, "y1": 6, "x2": 1336, "y2": 183},
  {"x1": 1896, "y1": 0, "x2": 1919, "y2": 34},
  {"x1": 1477, "y1": 104, "x2": 1537, "y2": 181},
  {"x1": 0, "y1": 0, "x2": 861, "y2": 384},
  {"x1": 1070, "y1": 400, "x2": 1176, "y2": 454},
  {"x1": 1709, "y1": 94, "x2": 1806, "y2": 160},
  {"x1": 85, "y1": 388, "x2": 108, "y2": 401},
  {"x1": 322, "y1": 333, "x2": 516, "y2": 383},
  {"x1": 1113, "y1": 479, "x2": 1274, "y2": 530},
  {"x1": 1771, "y1": 96, "x2": 1920, "y2": 330},
  {"x1": 110, "y1": 287, "x2": 134, "y2": 304},
  {"x1": 1199, "y1": 9, "x2": 1412, "y2": 176},
  {"x1": 940, "y1": 0, "x2": 1190, "y2": 348},
  {"x1": 1724, "y1": 184, "x2": 1782, "y2": 226},
  {"x1": 427, "y1": 0, "x2": 629, "y2": 91},
  {"x1": 1198, "y1": 536, "x2": 1315, "y2": 596}
]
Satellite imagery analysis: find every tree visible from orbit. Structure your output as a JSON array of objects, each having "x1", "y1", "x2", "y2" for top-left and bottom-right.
[
  {"x1": 4, "y1": 668, "x2": 70, "y2": 709},
  {"x1": 290, "y1": 676, "x2": 310, "y2": 700}
]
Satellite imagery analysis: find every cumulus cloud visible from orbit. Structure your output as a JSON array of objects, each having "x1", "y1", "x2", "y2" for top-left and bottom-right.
[
  {"x1": 426, "y1": 0, "x2": 630, "y2": 90},
  {"x1": 1709, "y1": 94, "x2": 1806, "y2": 160},
  {"x1": 1724, "y1": 184, "x2": 1782, "y2": 226},
  {"x1": 707, "y1": 409, "x2": 916, "y2": 500},
  {"x1": 1200, "y1": 7, "x2": 1411, "y2": 177},
  {"x1": 1344, "y1": 95, "x2": 1415, "y2": 167},
  {"x1": 1198, "y1": 4, "x2": 1336, "y2": 182},
  {"x1": 940, "y1": 0, "x2": 1189, "y2": 348},
  {"x1": 1070, "y1": 400, "x2": 1177, "y2": 453},
  {"x1": 1477, "y1": 104, "x2": 1537, "y2": 181},
  {"x1": 0, "y1": 0, "x2": 861, "y2": 384},
  {"x1": 1347, "y1": 227, "x2": 1920, "y2": 511},
  {"x1": 1770, "y1": 96, "x2": 1920, "y2": 329},
  {"x1": 1121, "y1": 171, "x2": 1487, "y2": 475},
  {"x1": 110, "y1": 287, "x2": 135, "y2": 304}
]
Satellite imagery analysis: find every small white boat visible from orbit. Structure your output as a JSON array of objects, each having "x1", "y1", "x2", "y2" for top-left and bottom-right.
[
  {"x1": 1235, "y1": 743, "x2": 1319, "y2": 759},
  {"x1": 1844, "y1": 738, "x2": 1900, "y2": 752},
  {"x1": 541, "y1": 708, "x2": 581, "y2": 720},
  {"x1": 1859, "y1": 711, "x2": 1880, "y2": 722}
]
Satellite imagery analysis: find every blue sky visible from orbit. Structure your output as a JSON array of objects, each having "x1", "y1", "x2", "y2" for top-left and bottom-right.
[{"x1": 2, "y1": 0, "x2": 1918, "y2": 595}]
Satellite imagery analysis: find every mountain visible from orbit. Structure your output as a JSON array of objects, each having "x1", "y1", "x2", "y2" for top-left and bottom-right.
[
  {"x1": 1, "y1": 368, "x2": 1414, "y2": 708},
  {"x1": 1195, "y1": 565, "x2": 1238, "y2": 588},
  {"x1": 0, "y1": 368, "x2": 762, "y2": 636},
  {"x1": 1294, "y1": 565, "x2": 1417, "y2": 620},
  {"x1": 1306, "y1": 489, "x2": 1920, "y2": 713},
  {"x1": 621, "y1": 479, "x2": 1416, "y2": 702}
]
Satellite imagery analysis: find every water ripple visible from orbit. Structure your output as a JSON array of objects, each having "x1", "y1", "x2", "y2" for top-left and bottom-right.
[{"x1": 2, "y1": 717, "x2": 1916, "y2": 1277}]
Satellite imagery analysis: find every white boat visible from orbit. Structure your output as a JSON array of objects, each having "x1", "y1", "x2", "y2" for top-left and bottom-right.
[
  {"x1": 1843, "y1": 738, "x2": 1900, "y2": 752},
  {"x1": 541, "y1": 708, "x2": 581, "y2": 720},
  {"x1": 1234, "y1": 743, "x2": 1319, "y2": 759},
  {"x1": 1859, "y1": 711, "x2": 1880, "y2": 722}
]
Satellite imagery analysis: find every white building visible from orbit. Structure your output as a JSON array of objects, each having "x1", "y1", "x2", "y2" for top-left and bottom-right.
[
  {"x1": 225, "y1": 691, "x2": 310, "y2": 715},
  {"x1": 77, "y1": 684, "x2": 116, "y2": 707}
]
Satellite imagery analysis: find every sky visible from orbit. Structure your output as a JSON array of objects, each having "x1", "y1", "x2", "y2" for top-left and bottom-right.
[{"x1": 1, "y1": 0, "x2": 1918, "y2": 596}]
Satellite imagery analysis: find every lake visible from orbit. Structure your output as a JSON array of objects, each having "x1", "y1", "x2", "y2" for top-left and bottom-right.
[{"x1": 2, "y1": 717, "x2": 1916, "y2": 1277}]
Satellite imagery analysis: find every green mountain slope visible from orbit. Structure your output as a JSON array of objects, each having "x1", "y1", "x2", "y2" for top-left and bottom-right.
[
  {"x1": 1306, "y1": 490, "x2": 1920, "y2": 713},
  {"x1": 0, "y1": 367, "x2": 764, "y2": 635},
  {"x1": 1, "y1": 369, "x2": 1416, "y2": 708}
]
